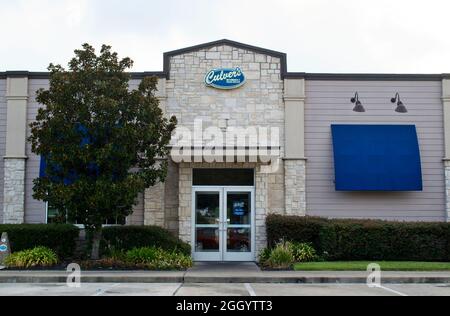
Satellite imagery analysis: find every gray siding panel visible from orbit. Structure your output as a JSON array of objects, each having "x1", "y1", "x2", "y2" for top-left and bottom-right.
[
  {"x1": 305, "y1": 80, "x2": 445, "y2": 222},
  {"x1": 0, "y1": 79, "x2": 7, "y2": 223},
  {"x1": 25, "y1": 79, "x2": 48, "y2": 223}
]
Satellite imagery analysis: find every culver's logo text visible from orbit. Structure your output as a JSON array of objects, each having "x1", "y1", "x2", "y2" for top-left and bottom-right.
[{"x1": 204, "y1": 67, "x2": 246, "y2": 90}]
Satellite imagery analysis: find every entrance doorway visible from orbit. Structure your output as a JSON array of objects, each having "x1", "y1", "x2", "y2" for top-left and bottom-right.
[{"x1": 192, "y1": 186, "x2": 255, "y2": 261}]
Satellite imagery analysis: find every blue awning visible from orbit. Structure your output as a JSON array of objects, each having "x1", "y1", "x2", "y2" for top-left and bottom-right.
[{"x1": 331, "y1": 125, "x2": 423, "y2": 191}]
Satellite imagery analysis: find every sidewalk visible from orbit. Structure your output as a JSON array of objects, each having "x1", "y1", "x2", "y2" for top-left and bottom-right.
[{"x1": 1, "y1": 263, "x2": 450, "y2": 284}]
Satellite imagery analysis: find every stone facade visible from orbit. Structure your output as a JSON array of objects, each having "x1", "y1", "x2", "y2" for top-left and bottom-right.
[
  {"x1": 166, "y1": 45, "x2": 285, "y2": 143},
  {"x1": 445, "y1": 160, "x2": 450, "y2": 222},
  {"x1": 178, "y1": 163, "x2": 193, "y2": 243},
  {"x1": 165, "y1": 44, "x2": 287, "y2": 256},
  {"x1": 144, "y1": 160, "x2": 180, "y2": 234},
  {"x1": 144, "y1": 182, "x2": 165, "y2": 227},
  {"x1": 284, "y1": 159, "x2": 306, "y2": 216},
  {"x1": 2, "y1": 159, "x2": 25, "y2": 224}
]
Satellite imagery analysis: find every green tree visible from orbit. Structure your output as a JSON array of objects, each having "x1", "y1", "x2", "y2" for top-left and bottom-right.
[{"x1": 29, "y1": 44, "x2": 177, "y2": 259}]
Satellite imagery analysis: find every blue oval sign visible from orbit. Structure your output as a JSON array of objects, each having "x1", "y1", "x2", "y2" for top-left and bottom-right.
[
  {"x1": 0, "y1": 245, "x2": 7, "y2": 252},
  {"x1": 204, "y1": 67, "x2": 246, "y2": 90}
]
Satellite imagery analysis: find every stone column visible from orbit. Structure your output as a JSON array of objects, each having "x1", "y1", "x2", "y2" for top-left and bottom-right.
[
  {"x1": 443, "y1": 78, "x2": 450, "y2": 222},
  {"x1": 284, "y1": 159, "x2": 306, "y2": 216},
  {"x1": 3, "y1": 74, "x2": 28, "y2": 224},
  {"x1": 283, "y1": 78, "x2": 307, "y2": 216},
  {"x1": 255, "y1": 166, "x2": 269, "y2": 258},
  {"x1": 178, "y1": 163, "x2": 192, "y2": 244}
]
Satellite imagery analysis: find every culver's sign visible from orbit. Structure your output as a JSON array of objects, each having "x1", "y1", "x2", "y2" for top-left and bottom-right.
[{"x1": 204, "y1": 67, "x2": 246, "y2": 90}]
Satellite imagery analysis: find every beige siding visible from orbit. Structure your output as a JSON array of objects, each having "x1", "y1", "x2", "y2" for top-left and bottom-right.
[
  {"x1": 25, "y1": 79, "x2": 47, "y2": 223},
  {"x1": 305, "y1": 80, "x2": 445, "y2": 222},
  {"x1": 0, "y1": 79, "x2": 7, "y2": 223}
]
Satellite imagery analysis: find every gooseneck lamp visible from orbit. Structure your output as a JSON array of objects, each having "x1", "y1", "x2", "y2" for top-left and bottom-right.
[
  {"x1": 391, "y1": 93, "x2": 408, "y2": 113},
  {"x1": 351, "y1": 92, "x2": 365, "y2": 113}
]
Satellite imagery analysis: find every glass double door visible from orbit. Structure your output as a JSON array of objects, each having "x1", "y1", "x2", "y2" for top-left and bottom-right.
[{"x1": 192, "y1": 187, "x2": 255, "y2": 261}]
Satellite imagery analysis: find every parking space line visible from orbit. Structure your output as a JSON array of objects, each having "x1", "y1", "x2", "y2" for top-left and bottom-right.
[
  {"x1": 245, "y1": 283, "x2": 257, "y2": 297},
  {"x1": 92, "y1": 283, "x2": 121, "y2": 296},
  {"x1": 375, "y1": 285, "x2": 408, "y2": 297},
  {"x1": 173, "y1": 283, "x2": 183, "y2": 296}
]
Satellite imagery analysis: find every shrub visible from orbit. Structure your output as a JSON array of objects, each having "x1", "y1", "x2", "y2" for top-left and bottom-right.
[
  {"x1": 290, "y1": 242, "x2": 317, "y2": 262},
  {"x1": 100, "y1": 226, "x2": 191, "y2": 256},
  {"x1": 124, "y1": 247, "x2": 193, "y2": 270},
  {"x1": 5, "y1": 247, "x2": 58, "y2": 268},
  {"x1": 264, "y1": 241, "x2": 295, "y2": 270},
  {"x1": 266, "y1": 215, "x2": 450, "y2": 262},
  {"x1": 80, "y1": 247, "x2": 193, "y2": 271},
  {"x1": 125, "y1": 247, "x2": 159, "y2": 264},
  {"x1": 0, "y1": 224, "x2": 79, "y2": 259},
  {"x1": 147, "y1": 250, "x2": 193, "y2": 271},
  {"x1": 259, "y1": 247, "x2": 272, "y2": 263}
]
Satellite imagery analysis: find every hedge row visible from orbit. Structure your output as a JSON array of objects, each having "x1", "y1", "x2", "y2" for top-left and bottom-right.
[
  {"x1": 100, "y1": 226, "x2": 191, "y2": 256},
  {"x1": 0, "y1": 224, "x2": 79, "y2": 259},
  {"x1": 266, "y1": 215, "x2": 450, "y2": 261}
]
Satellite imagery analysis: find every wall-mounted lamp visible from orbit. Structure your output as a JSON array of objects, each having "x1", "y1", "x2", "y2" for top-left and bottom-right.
[
  {"x1": 351, "y1": 92, "x2": 365, "y2": 112},
  {"x1": 391, "y1": 93, "x2": 408, "y2": 113}
]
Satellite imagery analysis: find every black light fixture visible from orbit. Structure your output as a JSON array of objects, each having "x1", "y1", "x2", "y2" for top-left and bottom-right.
[
  {"x1": 351, "y1": 92, "x2": 365, "y2": 112},
  {"x1": 391, "y1": 93, "x2": 408, "y2": 113}
]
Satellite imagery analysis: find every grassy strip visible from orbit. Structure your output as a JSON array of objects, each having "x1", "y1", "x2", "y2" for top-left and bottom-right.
[{"x1": 294, "y1": 261, "x2": 450, "y2": 271}]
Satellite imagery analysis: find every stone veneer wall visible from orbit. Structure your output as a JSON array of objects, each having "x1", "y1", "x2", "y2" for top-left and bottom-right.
[
  {"x1": 2, "y1": 159, "x2": 25, "y2": 223},
  {"x1": 166, "y1": 45, "x2": 284, "y2": 144},
  {"x1": 144, "y1": 182, "x2": 165, "y2": 227},
  {"x1": 144, "y1": 160, "x2": 180, "y2": 234},
  {"x1": 166, "y1": 45, "x2": 285, "y2": 253},
  {"x1": 445, "y1": 160, "x2": 450, "y2": 222},
  {"x1": 284, "y1": 159, "x2": 306, "y2": 216}
]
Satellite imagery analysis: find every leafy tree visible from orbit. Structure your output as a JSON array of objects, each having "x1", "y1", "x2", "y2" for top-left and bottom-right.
[{"x1": 29, "y1": 44, "x2": 177, "y2": 259}]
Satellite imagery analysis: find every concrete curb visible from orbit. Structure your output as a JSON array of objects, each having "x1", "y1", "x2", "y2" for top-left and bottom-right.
[{"x1": 1, "y1": 271, "x2": 450, "y2": 284}]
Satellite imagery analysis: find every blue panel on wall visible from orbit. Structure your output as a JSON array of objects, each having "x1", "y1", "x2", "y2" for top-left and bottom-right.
[{"x1": 331, "y1": 125, "x2": 423, "y2": 191}]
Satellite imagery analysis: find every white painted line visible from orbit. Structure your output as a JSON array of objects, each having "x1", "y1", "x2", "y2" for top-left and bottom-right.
[
  {"x1": 92, "y1": 283, "x2": 121, "y2": 296},
  {"x1": 376, "y1": 285, "x2": 408, "y2": 297},
  {"x1": 172, "y1": 283, "x2": 183, "y2": 296},
  {"x1": 245, "y1": 283, "x2": 257, "y2": 297}
]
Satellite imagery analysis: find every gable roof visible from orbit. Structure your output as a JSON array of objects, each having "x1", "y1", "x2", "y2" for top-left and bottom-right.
[{"x1": 162, "y1": 39, "x2": 287, "y2": 79}]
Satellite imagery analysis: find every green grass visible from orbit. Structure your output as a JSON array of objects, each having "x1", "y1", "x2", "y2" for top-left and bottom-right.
[{"x1": 294, "y1": 261, "x2": 450, "y2": 271}]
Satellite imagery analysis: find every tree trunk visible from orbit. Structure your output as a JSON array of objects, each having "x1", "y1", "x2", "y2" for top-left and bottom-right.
[{"x1": 90, "y1": 229, "x2": 102, "y2": 260}]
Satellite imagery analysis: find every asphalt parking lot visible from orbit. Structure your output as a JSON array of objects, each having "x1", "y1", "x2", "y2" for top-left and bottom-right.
[{"x1": 0, "y1": 283, "x2": 450, "y2": 296}]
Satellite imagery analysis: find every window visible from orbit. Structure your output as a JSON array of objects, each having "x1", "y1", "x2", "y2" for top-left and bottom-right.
[{"x1": 46, "y1": 203, "x2": 127, "y2": 226}]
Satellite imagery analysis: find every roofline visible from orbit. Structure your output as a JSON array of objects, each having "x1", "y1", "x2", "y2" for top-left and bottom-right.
[
  {"x1": 0, "y1": 71, "x2": 167, "y2": 80},
  {"x1": 1, "y1": 71, "x2": 448, "y2": 81},
  {"x1": 0, "y1": 37, "x2": 449, "y2": 82},
  {"x1": 285, "y1": 72, "x2": 450, "y2": 81}
]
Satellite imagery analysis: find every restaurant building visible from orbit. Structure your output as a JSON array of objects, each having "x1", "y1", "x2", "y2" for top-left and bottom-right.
[{"x1": 1, "y1": 39, "x2": 450, "y2": 261}]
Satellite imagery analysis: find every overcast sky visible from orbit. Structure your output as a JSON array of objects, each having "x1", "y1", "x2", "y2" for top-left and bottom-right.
[{"x1": 1, "y1": 0, "x2": 450, "y2": 74}]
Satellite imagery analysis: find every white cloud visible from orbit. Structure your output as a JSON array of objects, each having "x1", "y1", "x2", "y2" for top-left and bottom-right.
[{"x1": 0, "y1": 0, "x2": 449, "y2": 73}]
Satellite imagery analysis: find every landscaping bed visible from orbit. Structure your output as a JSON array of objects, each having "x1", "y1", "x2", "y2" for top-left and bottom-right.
[
  {"x1": 1, "y1": 225, "x2": 192, "y2": 271},
  {"x1": 267, "y1": 215, "x2": 450, "y2": 262}
]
